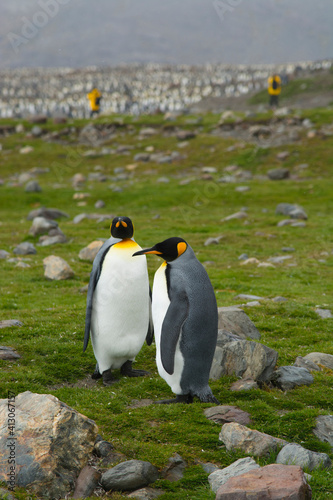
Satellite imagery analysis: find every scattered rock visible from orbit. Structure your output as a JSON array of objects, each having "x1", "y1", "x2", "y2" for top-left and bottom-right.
[
  {"x1": 79, "y1": 241, "x2": 104, "y2": 262},
  {"x1": 101, "y1": 460, "x2": 159, "y2": 491},
  {"x1": 313, "y1": 415, "x2": 333, "y2": 450},
  {"x1": 268, "y1": 255, "x2": 293, "y2": 264},
  {"x1": 230, "y1": 379, "x2": 259, "y2": 391},
  {"x1": 215, "y1": 464, "x2": 312, "y2": 500},
  {"x1": 94, "y1": 440, "x2": 114, "y2": 458},
  {"x1": 176, "y1": 130, "x2": 196, "y2": 140},
  {"x1": 210, "y1": 331, "x2": 278, "y2": 383},
  {"x1": 13, "y1": 242, "x2": 37, "y2": 255},
  {"x1": 235, "y1": 185, "x2": 250, "y2": 192},
  {"x1": 290, "y1": 207, "x2": 308, "y2": 220},
  {"x1": 38, "y1": 230, "x2": 68, "y2": 246},
  {"x1": 271, "y1": 296, "x2": 288, "y2": 302},
  {"x1": 219, "y1": 422, "x2": 287, "y2": 457},
  {"x1": 234, "y1": 294, "x2": 265, "y2": 301},
  {"x1": 240, "y1": 257, "x2": 260, "y2": 266},
  {"x1": 204, "y1": 406, "x2": 251, "y2": 426},
  {"x1": 304, "y1": 352, "x2": 333, "y2": 370},
  {"x1": 127, "y1": 487, "x2": 165, "y2": 499},
  {"x1": 43, "y1": 255, "x2": 75, "y2": 280},
  {"x1": 29, "y1": 216, "x2": 58, "y2": 236},
  {"x1": 20, "y1": 145, "x2": 34, "y2": 154},
  {"x1": 276, "y1": 151, "x2": 290, "y2": 161},
  {"x1": 0, "y1": 346, "x2": 21, "y2": 360},
  {"x1": 221, "y1": 211, "x2": 247, "y2": 222},
  {"x1": 217, "y1": 306, "x2": 261, "y2": 340},
  {"x1": 161, "y1": 454, "x2": 187, "y2": 482},
  {"x1": 134, "y1": 153, "x2": 151, "y2": 162},
  {"x1": 294, "y1": 356, "x2": 321, "y2": 372},
  {"x1": 277, "y1": 219, "x2": 307, "y2": 227},
  {"x1": 276, "y1": 443, "x2": 331, "y2": 471},
  {"x1": 73, "y1": 465, "x2": 101, "y2": 499},
  {"x1": 0, "y1": 391, "x2": 98, "y2": 498},
  {"x1": 204, "y1": 236, "x2": 224, "y2": 246},
  {"x1": 276, "y1": 203, "x2": 306, "y2": 218},
  {"x1": 208, "y1": 457, "x2": 260, "y2": 493},
  {"x1": 0, "y1": 320, "x2": 23, "y2": 329},
  {"x1": 72, "y1": 173, "x2": 86, "y2": 189},
  {"x1": 315, "y1": 308, "x2": 333, "y2": 319},
  {"x1": 0, "y1": 250, "x2": 10, "y2": 259},
  {"x1": 29, "y1": 115, "x2": 48, "y2": 124},
  {"x1": 270, "y1": 366, "x2": 314, "y2": 391},
  {"x1": 25, "y1": 180, "x2": 42, "y2": 192},
  {"x1": 27, "y1": 207, "x2": 69, "y2": 220},
  {"x1": 95, "y1": 200, "x2": 105, "y2": 208},
  {"x1": 267, "y1": 168, "x2": 290, "y2": 180}
]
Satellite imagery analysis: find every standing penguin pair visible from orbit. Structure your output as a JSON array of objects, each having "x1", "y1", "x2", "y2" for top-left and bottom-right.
[{"x1": 84, "y1": 216, "x2": 219, "y2": 404}]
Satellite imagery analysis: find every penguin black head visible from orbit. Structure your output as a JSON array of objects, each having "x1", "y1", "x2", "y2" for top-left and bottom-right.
[
  {"x1": 110, "y1": 216, "x2": 134, "y2": 239},
  {"x1": 133, "y1": 237, "x2": 188, "y2": 262}
]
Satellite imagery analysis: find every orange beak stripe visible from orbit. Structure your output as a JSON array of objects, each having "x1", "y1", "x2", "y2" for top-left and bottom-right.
[{"x1": 144, "y1": 250, "x2": 163, "y2": 255}]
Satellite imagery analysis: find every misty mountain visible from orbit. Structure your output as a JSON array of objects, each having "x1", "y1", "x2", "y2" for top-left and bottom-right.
[{"x1": 0, "y1": 0, "x2": 332, "y2": 68}]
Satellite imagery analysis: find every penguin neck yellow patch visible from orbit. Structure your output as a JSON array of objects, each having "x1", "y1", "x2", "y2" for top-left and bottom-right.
[
  {"x1": 161, "y1": 261, "x2": 167, "y2": 268},
  {"x1": 114, "y1": 238, "x2": 137, "y2": 249},
  {"x1": 177, "y1": 242, "x2": 187, "y2": 257}
]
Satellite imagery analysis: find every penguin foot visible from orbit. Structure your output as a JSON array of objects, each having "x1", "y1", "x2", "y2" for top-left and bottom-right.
[
  {"x1": 120, "y1": 360, "x2": 149, "y2": 378},
  {"x1": 155, "y1": 394, "x2": 194, "y2": 404},
  {"x1": 91, "y1": 362, "x2": 102, "y2": 379},
  {"x1": 102, "y1": 369, "x2": 116, "y2": 386}
]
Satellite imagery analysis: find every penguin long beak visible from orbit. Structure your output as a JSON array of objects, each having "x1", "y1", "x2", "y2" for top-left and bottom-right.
[{"x1": 133, "y1": 247, "x2": 162, "y2": 257}]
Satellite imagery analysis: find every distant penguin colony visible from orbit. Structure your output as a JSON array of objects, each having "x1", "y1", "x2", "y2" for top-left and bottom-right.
[
  {"x1": 84, "y1": 216, "x2": 153, "y2": 386},
  {"x1": 134, "y1": 237, "x2": 219, "y2": 404}
]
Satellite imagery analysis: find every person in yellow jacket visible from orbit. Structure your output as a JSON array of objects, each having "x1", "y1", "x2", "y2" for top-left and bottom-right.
[
  {"x1": 87, "y1": 88, "x2": 102, "y2": 118},
  {"x1": 267, "y1": 74, "x2": 281, "y2": 107}
]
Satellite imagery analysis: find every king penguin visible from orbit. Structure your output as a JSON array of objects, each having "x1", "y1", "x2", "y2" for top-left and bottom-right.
[
  {"x1": 133, "y1": 237, "x2": 219, "y2": 404},
  {"x1": 84, "y1": 216, "x2": 153, "y2": 386}
]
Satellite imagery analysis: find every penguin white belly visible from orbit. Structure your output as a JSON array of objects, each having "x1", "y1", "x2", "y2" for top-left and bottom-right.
[
  {"x1": 91, "y1": 240, "x2": 149, "y2": 373},
  {"x1": 152, "y1": 262, "x2": 185, "y2": 395}
]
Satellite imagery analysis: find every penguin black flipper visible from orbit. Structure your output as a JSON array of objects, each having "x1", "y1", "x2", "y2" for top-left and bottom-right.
[
  {"x1": 161, "y1": 288, "x2": 189, "y2": 375},
  {"x1": 83, "y1": 238, "x2": 119, "y2": 352},
  {"x1": 145, "y1": 287, "x2": 154, "y2": 346}
]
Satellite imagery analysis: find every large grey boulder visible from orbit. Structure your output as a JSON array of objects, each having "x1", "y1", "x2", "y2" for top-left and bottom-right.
[
  {"x1": 217, "y1": 306, "x2": 260, "y2": 340},
  {"x1": 276, "y1": 443, "x2": 331, "y2": 471},
  {"x1": 215, "y1": 464, "x2": 312, "y2": 500},
  {"x1": 101, "y1": 460, "x2": 159, "y2": 491},
  {"x1": 219, "y1": 422, "x2": 287, "y2": 457},
  {"x1": 208, "y1": 457, "x2": 260, "y2": 493},
  {"x1": 210, "y1": 331, "x2": 278, "y2": 382},
  {"x1": 0, "y1": 392, "x2": 98, "y2": 498},
  {"x1": 313, "y1": 415, "x2": 333, "y2": 450},
  {"x1": 270, "y1": 366, "x2": 314, "y2": 391}
]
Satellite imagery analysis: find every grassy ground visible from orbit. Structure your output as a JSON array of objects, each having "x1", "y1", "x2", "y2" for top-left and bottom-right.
[{"x1": 0, "y1": 108, "x2": 333, "y2": 499}]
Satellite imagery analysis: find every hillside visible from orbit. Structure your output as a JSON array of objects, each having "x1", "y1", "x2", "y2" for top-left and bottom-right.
[{"x1": 0, "y1": 102, "x2": 332, "y2": 498}]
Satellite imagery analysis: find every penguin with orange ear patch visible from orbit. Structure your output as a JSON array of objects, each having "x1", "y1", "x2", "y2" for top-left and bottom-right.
[
  {"x1": 84, "y1": 216, "x2": 153, "y2": 386},
  {"x1": 133, "y1": 237, "x2": 219, "y2": 404}
]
